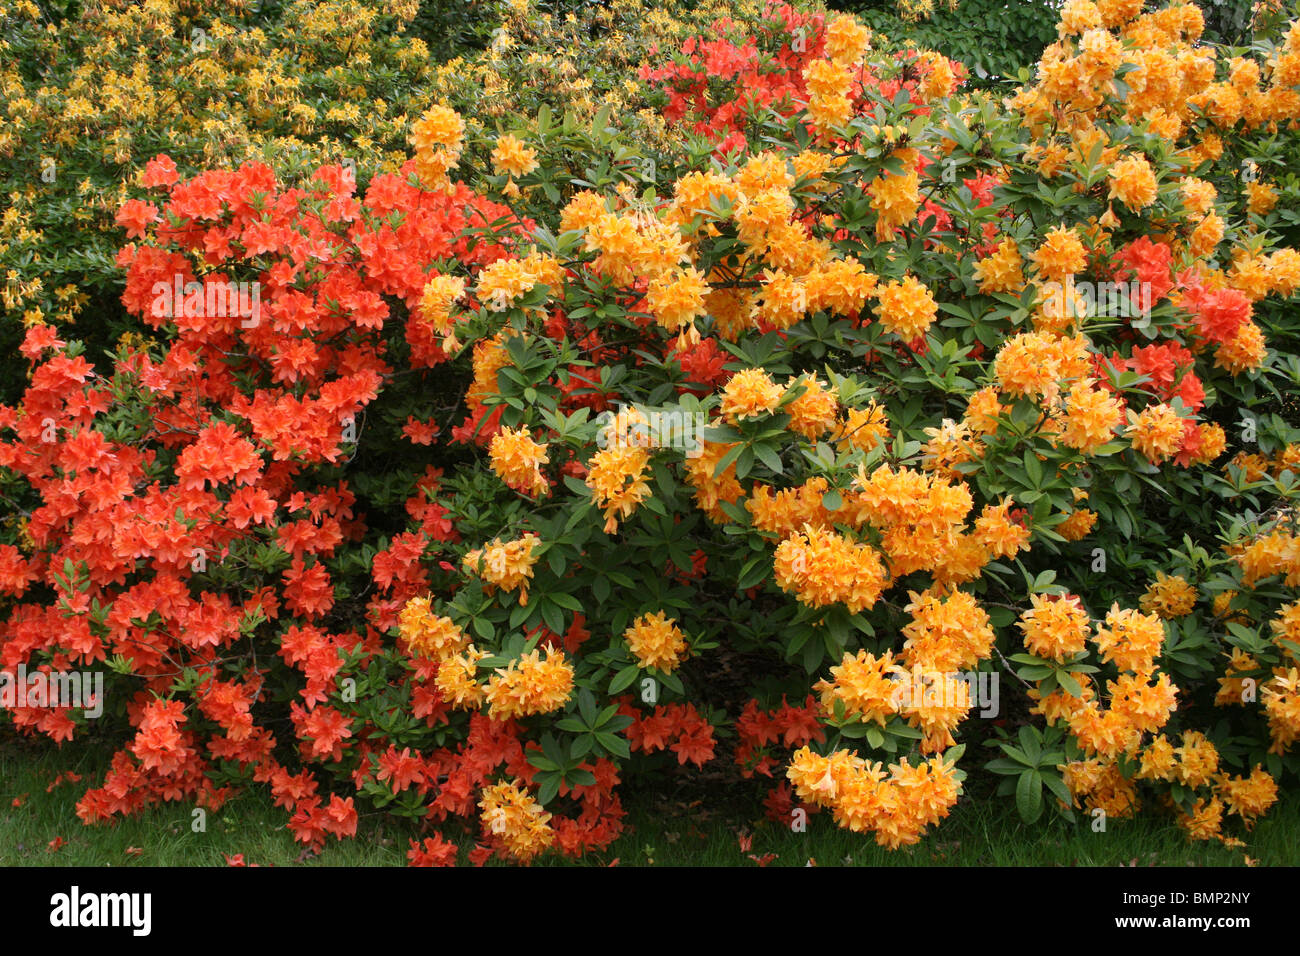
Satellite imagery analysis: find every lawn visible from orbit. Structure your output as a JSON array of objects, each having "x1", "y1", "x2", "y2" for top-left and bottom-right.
[{"x1": 3, "y1": 735, "x2": 1290, "y2": 867}]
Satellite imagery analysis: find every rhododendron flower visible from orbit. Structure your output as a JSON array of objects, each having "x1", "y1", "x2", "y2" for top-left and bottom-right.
[
  {"x1": 720, "y1": 368, "x2": 784, "y2": 422},
  {"x1": 484, "y1": 647, "x2": 574, "y2": 720},
  {"x1": 491, "y1": 133, "x2": 539, "y2": 178},
  {"x1": 489, "y1": 425, "x2": 550, "y2": 497},
  {"x1": 623, "y1": 611, "x2": 689, "y2": 672},
  {"x1": 874, "y1": 274, "x2": 936, "y2": 341}
]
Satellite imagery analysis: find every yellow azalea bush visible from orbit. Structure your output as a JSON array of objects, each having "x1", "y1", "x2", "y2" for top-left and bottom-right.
[{"x1": 392, "y1": 0, "x2": 1300, "y2": 855}]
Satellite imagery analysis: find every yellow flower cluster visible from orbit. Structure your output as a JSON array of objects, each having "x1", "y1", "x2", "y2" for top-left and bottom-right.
[
  {"x1": 1138, "y1": 572, "x2": 1197, "y2": 619},
  {"x1": 1020, "y1": 593, "x2": 1090, "y2": 662},
  {"x1": 490, "y1": 426, "x2": 551, "y2": 497},
  {"x1": 585, "y1": 425, "x2": 653, "y2": 535},
  {"x1": 773, "y1": 525, "x2": 890, "y2": 614},
  {"x1": 623, "y1": 611, "x2": 689, "y2": 672},
  {"x1": 491, "y1": 133, "x2": 539, "y2": 178},
  {"x1": 788, "y1": 746, "x2": 961, "y2": 849},
  {"x1": 484, "y1": 648, "x2": 575, "y2": 720},
  {"x1": 398, "y1": 597, "x2": 471, "y2": 661},
  {"x1": 1127, "y1": 403, "x2": 1185, "y2": 464},
  {"x1": 479, "y1": 780, "x2": 554, "y2": 861},
  {"x1": 1061, "y1": 757, "x2": 1140, "y2": 818},
  {"x1": 436, "y1": 645, "x2": 490, "y2": 709},
  {"x1": 410, "y1": 104, "x2": 466, "y2": 185},
  {"x1": 900, "y1": 588, "x2": 995, "y2": 672},
  {"x1": 418, "y1": 274, "x2": 468, "y2": 350},
  {"x1": 462, "y1": 533, "x2": 542, "y2": 605}
]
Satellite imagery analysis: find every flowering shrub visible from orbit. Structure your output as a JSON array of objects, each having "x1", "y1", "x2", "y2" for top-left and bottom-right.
[{"x1": 4, "y1": 0, "x2": 1300, "y2": 863}]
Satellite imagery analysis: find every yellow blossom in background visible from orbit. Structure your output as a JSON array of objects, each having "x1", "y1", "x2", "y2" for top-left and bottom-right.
[{"x1": 1139, "y1": 571, "x2": 1197, "y2": 618}]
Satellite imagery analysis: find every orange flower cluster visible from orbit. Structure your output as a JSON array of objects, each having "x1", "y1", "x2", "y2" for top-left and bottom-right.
[
  {"x1": 462, "y1": 533, "x2": 541, "y2": 605},
  {"x1": 484, "y1": 648, "x2": 575, "y2": 720},
  {"x1": 479, "y1": 781, "x2": 554, "y2": 862},
  {"x1": 490, "y1": 425, "x2": 550, "y2": 497},
  {"x1": 788, "y1": 746, "x2": 961, "y2": 849},
  {"x1": 623, "y1": 612, "x2": 689, "y2": 672}
]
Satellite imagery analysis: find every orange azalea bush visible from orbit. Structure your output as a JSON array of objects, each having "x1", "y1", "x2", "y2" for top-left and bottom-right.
[{"x1": 3, "y1": 0, "x2": 1300, "y2": 863}]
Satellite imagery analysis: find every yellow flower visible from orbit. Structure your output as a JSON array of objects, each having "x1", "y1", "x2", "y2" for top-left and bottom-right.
[
  {"x1": 1060, "y1": 379, "x2": 1124, "y2": 453},
  {"x1": 489, "y1": 425, "x2": 550, "y2": 497},
  {"x1": 832, "y1": 402, "x2": 891, "y2": 452},
  {"x1": 1030, "y1": 226, "x2": 1088, "y2": 281},
  {"x1": 774, "y1": 525, "x2": 890, "y2": 614},
  {"x1": 462, "y1": 533, "x2": 541, "y2": 605},
  {"x1": 646, "y1": 266, "x2": 708, "y2": 336},
  {"x1": 973, "y1": 238, "x2": 1024, "y2": 294},
  {"x1": 814, "y1": 649, "x2": 904, "y2": 726},
  {"x1": 1127, "y1": 402, "x2": 1185, "y2": 464},
  {"x1": 585, "y1": 444, "x2": 652, "y2": 534},
  {"x1": 899, "y1": 587, "x2": 995, "y2": 672},
  {"x1": 479, "y1": 781, "x2": 554, "y2": 861},
  {"x1": 435, "y1": 645, "x2": 489, "y2": 709},
  {"x1": 823, "y1": 14, "x2": 872, "y2": 65},
  {"x1": 1013, "y1": 595, "x2": 1086, "y2": 660},
  {"x1": 1138, "y1": 571, "x2": 1197, "y2": 619},
  {"x1": 1215, "y1": 767, "x2": 1277, "y2": 827},
  {"x1": 1107, "y1": 153, "x2": 1158, "y2": 211},
  {"x1": 719, "y1": 368, "x2": 784, "y2": 422},
  {"x1": 785, "y1": 375, "x2": 839, "y2": 440},
  {"x1": 623, "y1": 611, "x2": 689, "y2": 672},
  {"x1": 874, "y1": 274, "x2": 936, "y2": 340},
  {"x1": 476, "y1": 258, "x2": 541, "y2": 311},
  {"x1": 484, "y1": 647, "x2": 574, "y2": 720},
  {"x1": 417, "y1": 274, "x2": 466, "y2": 335},
  {"x1": 1178, "y1": 796, "x2": 1224, "y2": 841},
  {"x1": 491, "y1": 133, "x2": 539, "y2": 178},
  {"x1": 398, "y1": 597, "x2": 470, "y2": 661},
  {"x1": 1093, "y1": 604, "x2": 1166, "y2": 677},
  {"x1": 1214, "y1": 320, "x2": 1266, "y2": 375},
  {"x1": 867, "y1": 167, "x2": 921, "y2": 242}
]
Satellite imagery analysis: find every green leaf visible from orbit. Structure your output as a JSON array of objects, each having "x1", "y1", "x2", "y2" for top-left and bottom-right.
[
  {"x1": 1016, "y1": 770, "x2": 1043, "y2": 824},
  {"x1": 608, "y1": 664, "x2": 640, "y2": 694}
]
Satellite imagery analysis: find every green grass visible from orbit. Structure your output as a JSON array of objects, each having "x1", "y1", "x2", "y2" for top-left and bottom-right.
[{"x1": 2, "y1": 735, "x2": 1294, "y2": 867}]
